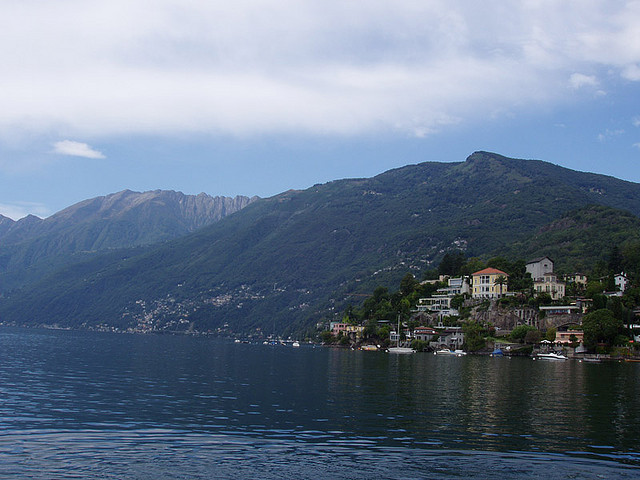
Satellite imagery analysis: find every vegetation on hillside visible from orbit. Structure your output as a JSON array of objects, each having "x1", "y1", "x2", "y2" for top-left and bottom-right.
[
  {"x1": 325, "y1": 238, "x2": 640, "y2": 354},
  {"x1": 2, "y1": 152, "x2": 640, "y2": 338}
]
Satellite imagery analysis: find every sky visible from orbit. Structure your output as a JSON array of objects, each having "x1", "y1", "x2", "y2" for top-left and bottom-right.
[{"x1": 1, "y1": 0, "x2": 640, "y2": 220}]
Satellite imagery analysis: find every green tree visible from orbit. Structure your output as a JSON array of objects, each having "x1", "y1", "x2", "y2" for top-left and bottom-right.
[
  {"x1": 510, "y1": 324, "x2": 537, "y2": 343},
  {"x1": 507, "y1": 260, "x2": 533, "y2": 293},
  {"x1": 320, "y1": 330, "x2": 335, "y2": 344},
  {"x1": 450, "y1": 294, "x2": 466, "y2": 310},
  {"x1": 494, "y1": 275, "x2": 508, "y2": 297},
  {"x1": 399, "y1": 273, "x2": 419, "y2": 296},
  {"x1": 487, "y1": 256, "x2": 511, "y2": 273},
  {"x1": 545, "y1": 327, "x2": 557, "y2": 342},
  {"x1": 608, "y1": 245, "x2": 624, "y2": 274},
  {"x1": 410, "y1": 339, "x2": 429, "y2": 352},
  {"x1": 438, "y1": 251, "x2": 466, "y2": 276},
  {"x1": 582, "y1": 309, "x2": 624, "y2": 351},
  {"x1": 524, "y1": 329, "x2": 542, "y2": 344},
  {"x1": 462, "y1": 321, "x2": 486, "y2": 352},
  {"x1": 461, "y1": 257, "x2": 486, "y2": 276}
]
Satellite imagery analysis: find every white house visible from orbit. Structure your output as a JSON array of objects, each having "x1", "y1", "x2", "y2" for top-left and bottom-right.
[
  {"x1": 615, "y1": 273, "x2": 629, "y2": 292},
  {"x1": 526, "y1": 256, "x2": 554, "y2": 281}
]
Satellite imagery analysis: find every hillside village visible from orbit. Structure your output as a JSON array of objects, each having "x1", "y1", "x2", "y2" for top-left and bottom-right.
[{"x1": 324, "y1": 254, "x2": 640, "y2": 358}]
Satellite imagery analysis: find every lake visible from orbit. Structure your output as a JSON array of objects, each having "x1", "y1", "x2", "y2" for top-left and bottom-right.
[{"x1": 0, "y1": 327, "x2": 639, "y2": 479}]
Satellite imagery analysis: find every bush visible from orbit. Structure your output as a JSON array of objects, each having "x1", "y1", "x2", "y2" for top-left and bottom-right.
[
  {"x1": 510, "y1": 324, "x2": 537, "y2": 343},
  {"x1": 410, "y1": 339, "x2": 429, "y2": 352}
]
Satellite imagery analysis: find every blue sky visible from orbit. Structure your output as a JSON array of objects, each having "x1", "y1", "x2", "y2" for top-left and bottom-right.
[{"x1": 1, "y1": 1, "x2": 640, "y2": 220}]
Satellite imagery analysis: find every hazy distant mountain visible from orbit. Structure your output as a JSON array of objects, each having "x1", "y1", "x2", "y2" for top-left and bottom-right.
[
  {"x1": 2, "y1": 152, "x2": 639, "y2": 335},
  {"x1": 0, "y1": 190, "x2": 257, "y2": 290}
]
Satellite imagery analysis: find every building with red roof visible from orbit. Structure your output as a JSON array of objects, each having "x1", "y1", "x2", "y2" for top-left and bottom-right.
[{"x1": 471, "y1": 268, "x2": 509, "y2": 299}]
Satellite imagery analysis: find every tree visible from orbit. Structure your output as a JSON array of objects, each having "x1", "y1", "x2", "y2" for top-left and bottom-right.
[
  {"x1": 545, "y1": 327, "x2": 557, "y2": 342},
  {"x1": 487, "y1": 256, "x2": 511, "y2": 273},
  {"x1": 507, "y1": 260, "x2": 533, "y2": 293},
  {"x1": 462, "y1": 321, "x2": 486, "y2": 352},
  {"x1": 608, "y1": 245, "x2": 624, "y2": 274},
  {"x1": 438, "y1": 251, "x2": 466, "y2": 276},
  {"x1": 524, "y1": 329, "x2": 542, "y2": 344},
  {"x1": 450, "y1": 294, "x2": 466, "y2": 311},
  {"x1": 461, "y1": 257, "x2": 486, "y2": 276},
  {"x1": 510, "y1": 324, "x2": 537, "y2": 343},
  {"x1": 494, "y1": 275, "x2": 508, "y2": 297},
  {"x1": 582, "y1": 309, "x2": 624, "y2": 351},
  {"x1": 399, "y1": 273, "x2": 418, "y2": 296}
]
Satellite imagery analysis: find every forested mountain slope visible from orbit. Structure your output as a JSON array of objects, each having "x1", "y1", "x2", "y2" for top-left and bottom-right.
[{"x1": 1, "y1": 152, "x2": 639, "y2": 335}]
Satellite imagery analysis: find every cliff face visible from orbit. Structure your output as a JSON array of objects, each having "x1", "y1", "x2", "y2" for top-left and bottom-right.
[
  {"x1": 0, "y1": 190, "x2": 258, "y2": 247},
  {"x1": 0, "y1": 190, "x2": 258, "y2": 291}
]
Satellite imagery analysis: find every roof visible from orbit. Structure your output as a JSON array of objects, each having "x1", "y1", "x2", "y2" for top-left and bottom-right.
[
  {"x1": 526, "y1": 256, "x2": 553, "y2": 265},
  {"x1": 472, "y1": 267, "x2": 509, "y2": 276}
]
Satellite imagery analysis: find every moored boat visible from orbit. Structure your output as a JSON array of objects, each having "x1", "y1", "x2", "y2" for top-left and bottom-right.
[
  {"x1": 388, "y1": 346, "x2": 415, "y2": 354},
  {"x1": 387, "y1": 315, "x2": 415, "y2": 354},
  {"x1": 360, "y1": 345, "x2": 379, "y2": 351},
  {"x1": 535, "y1": 352, "x2": 568, "y2": 361}
]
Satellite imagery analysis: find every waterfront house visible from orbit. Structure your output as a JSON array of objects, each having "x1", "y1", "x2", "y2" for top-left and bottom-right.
[
  {"x1": 555, "y1": 329, "x2": 584, "y2": 345},
  {"x1": 330, "y1": 322, "x2": 365, "y2": 339},
  {"x1": 471, "y1": 268, "x2": 509, "y2": 298},
  {"x1": 413, "y1": 326, "x2": 438, "y2": 342},
  {"x1": 431, "y1": 327, "x2": 464, "y2": 350}
]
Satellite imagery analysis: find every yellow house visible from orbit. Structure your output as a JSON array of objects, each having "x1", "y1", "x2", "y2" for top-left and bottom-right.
[
  {"x1": 534, "y1": 272, "x2": 566, "y2": 300},
  {"x1": 471, "y1": 268, "x2": 509, "y2": 299}
]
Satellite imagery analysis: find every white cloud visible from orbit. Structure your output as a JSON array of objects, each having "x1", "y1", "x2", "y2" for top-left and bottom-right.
[
  {"x1": 633, "y1": 117, "x2": 640, "y2": 127},
  {"x1": 569, "y1": 73, "x2": 598, "y2": 89},
  {"x1": 0, "y1": 202, "x2": 50, "y2": 220},
  {"x1": 633, "y1": 143, "x2": 640, "y2": 150},
  {"x1": 0, "y1": 1, "x2": 639, "y2": 139},
  {"x1": 52, "y1": 140, "x2": 105, "y2": 159},
  {"x1": 622, "y1": 64, "x2": 640, "y2": 81},
  {"x1": 598, "y1": 129, "x2": 625, "y2": 142}
]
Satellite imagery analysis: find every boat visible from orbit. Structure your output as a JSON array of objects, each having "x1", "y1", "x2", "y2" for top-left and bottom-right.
[
  {"x1": 454, "y1": 349, "x2": 467, "y2": 356},
  {"x1": 581, "y1": 357, "x2": 602, "y2": 363},
  {"x1": 435, "y1": 349, "x2": 457, "y2": 355},
  {"x1": 360, "y1": 345, "x2": 379, "y2": 351},
  {"x1": 388, "y1": 346, "x2": 416, "y2": 354},
  {"x1": 491, "y1": 348, "x2": 504, "y2": 357},
  {"x1": 535, "y1": 352, "x2": 568, "y2": 361},
  {"x1": 292, "y1": 341, "x2": 300, "y2": 347},
  {"x1": 387, "y1": 315, "x2": 415, "y2": 354}
]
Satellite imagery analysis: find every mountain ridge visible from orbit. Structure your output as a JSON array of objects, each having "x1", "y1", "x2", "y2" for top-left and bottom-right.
[
  {"x1": 0, "y1": 189, "x2": 258, "y2": 291},
  {"x1": 1, "y1": 152, "x2": 639, "y2": 335}
]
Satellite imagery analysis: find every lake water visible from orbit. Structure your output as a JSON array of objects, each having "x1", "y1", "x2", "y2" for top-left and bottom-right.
[{"x1": 0, "y1": 327, "x2": 639, "y2": 479}]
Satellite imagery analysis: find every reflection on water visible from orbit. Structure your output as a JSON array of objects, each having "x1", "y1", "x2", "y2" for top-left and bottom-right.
[{"x1": 0, "y1": 327, "x2": 639, "y2": 478}]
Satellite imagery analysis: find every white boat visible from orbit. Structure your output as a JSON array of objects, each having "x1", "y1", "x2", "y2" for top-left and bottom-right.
[
  {"x1": 388, "y1": 346, "x2": 415, "y2": 354},
  {"x1": 435, "y1": 349, "x2": 457, "y2": 355},
  {"x1": 387, "y1": 315, "x2": 415, "y2": 354},
  {"x1": 454, "y1": 349, "x2": 467, "y2": 356},
  {"x1": 536, "y1": 352, "x2": 568, "y2": 361},
  {"x1": 292, "y1": 341, "x2": 300, "y2": 347}
]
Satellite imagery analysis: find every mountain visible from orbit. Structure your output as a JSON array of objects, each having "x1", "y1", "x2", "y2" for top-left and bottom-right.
[
  {"x1": 1, "y1": 152, "x2": 639, "y2": 335},
  {"x1": 0, "y1": 190, "x2": 257, "y2": 291},
  {"x1": 503, "y1": 204, "x2": 640, "y2": 273}
]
